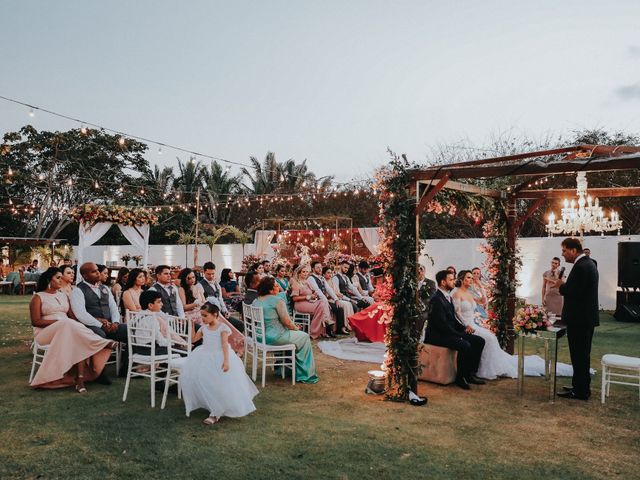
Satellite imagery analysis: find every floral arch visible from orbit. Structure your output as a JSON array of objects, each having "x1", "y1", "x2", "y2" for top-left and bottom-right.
[{"x1": 69, "y1": 205, "x2": 158, "y2": 282}]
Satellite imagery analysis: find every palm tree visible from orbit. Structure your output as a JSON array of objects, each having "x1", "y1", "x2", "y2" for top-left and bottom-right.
[
  {"x1": 242, "y1": 152, "x2": 282, "y2": 194},
  {"x1": 199, "y1": 225, "x2": 246, "y2": 261},
  {"x1": 141, "y1": 165, "x2": 174, "y2": 204},
  {"x1": 202, "y1": 161, "x2": 244, "y2": 223},
  {"x1": 174, "y1": 157, "x2": 205, "y2": 203}
]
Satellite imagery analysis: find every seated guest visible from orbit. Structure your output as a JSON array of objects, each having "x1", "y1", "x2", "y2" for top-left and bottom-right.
[
  {"x1": 250, "y1": 262, "x2": 265, "y2": 277},
  {"x1": 274, "y1": 264, "x2": 289, "y2": 292},
  {"x1": 178, "y1": 268, "x2": 205, "y2": 323},
  {"x1": 135, "y1": 290, "x2": 187, "y2": 355},
  {"x1": 30, "y1": 267, "x2": 113, "y2": 391},
  {"x1": 470, "y1": 267, "x2": 489, "y2": 318},
  {"x1": 242, "y1": 271, "x2": 260, "y2": 306},
  {"x1": 291, "y1": 265, "x2": 334, "y2": 339},
  {"x1": 347, "y1": 276, "x2": 394, "y2": 343},
  {"x1": 352, "y1": 261, "x2": 375, "y2": 303},
  {"x1": 71, "y1": 262, "x2": 128, "y2": 345},
  {"x1": 333, "y1": 260, "x2": 370, "y2": 309},
  {"x1": 59, "y1": 264, "x2": 76, "y2": 298},
  {"x1": 195, "y1": 262, "x2": 228, "y2": 317},
  {"x1": 308, "y1": 261, "x2": 342, "y2": 336},
  {"x1": 252, "y1": 276, "x2": 319, "y2": 383},
  {"x1": 322, "y1": 265, "x2": 354, "y2": 334},
  {"x1": 423, "y1": 270, "x2": 485, "y2": 390},
  {"x1": 148, "y1": 265, "x2": 185, "y2": 318},
  {"x1": 220, "y1": 268, "x2": 244, "y2": 312},
  {"x1": 121, "y1": 268, "x2": 147, "y2": 314},
  {"x1": 261, "y1": 260, "x2": 272, "y2": 276},
  {"x1": 97, "y1": 264, "x2": 111, "y2": 287},
  {"x1": 27, "y1": 259, "x2": 42, "y2": 273},
  {"x1": 111, "y1": 267, "x2": 129, "y2": 309}
]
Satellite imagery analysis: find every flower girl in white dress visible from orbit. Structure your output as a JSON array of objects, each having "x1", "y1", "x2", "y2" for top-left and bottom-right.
[{"x1": 180, "y1": 304, "x2": 259, "y2": 425}]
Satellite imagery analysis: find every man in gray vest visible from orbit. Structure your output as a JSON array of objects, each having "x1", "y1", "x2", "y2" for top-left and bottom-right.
[
  {"x1": 353, "y1": 260, "x2": 375, "y2": 303},
  {"x1": 71, "y1": 262, "x2": 128, "y2": 382},
  {"x1": 71, "y1": 262, "x2": 128, "y2": 343},
  {"x1": 195, "y1": 262, "x2": 228, "y2": 317},
  {"x1": 148, "y1": 265, "x2": 185, "y2": 318}
]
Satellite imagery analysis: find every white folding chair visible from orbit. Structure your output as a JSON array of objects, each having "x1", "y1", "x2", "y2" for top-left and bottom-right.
[
  {"x1": 250, "y1": 305, "x2": 296, "y2": 387},
  {"x1": 293, "y1": 310, "x2": 311, "y2": 333},
  {"x1": 122, "y1": 311, "x2": 182, "y2": 408},
  {"x1": 601, "y1": 354, "x2": 640, "y2": 405},
  {"x1": 242, "y1": 303, "x2": 256, "y2": 374},
  {"x1": 160, "y1": 315, "x2": 193, "y2": 410},
  {"x1": 28, "y1": 340, "x2": 49, "y2": 383}
]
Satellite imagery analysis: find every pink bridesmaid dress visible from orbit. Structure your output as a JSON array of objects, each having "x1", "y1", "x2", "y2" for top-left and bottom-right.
[
  {"x1": 31, "y1": 291, "x2": 112, "y2": 388},
  {"x1": 292, "y1": 283, "x2": 333, "y2": 339}
]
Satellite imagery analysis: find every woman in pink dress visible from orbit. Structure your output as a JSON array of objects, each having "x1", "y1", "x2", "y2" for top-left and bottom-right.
[
  {"x1": 29, "y1": 267, "x2": 113, "y2": 391},
  {"x1": 290, "y1": 265, "x2": 333, "y2": 339}
]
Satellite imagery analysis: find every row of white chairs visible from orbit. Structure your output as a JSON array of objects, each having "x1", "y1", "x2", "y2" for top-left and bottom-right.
[{"x1": 121, "y1": 311, "x2": 192, "y2": 409}]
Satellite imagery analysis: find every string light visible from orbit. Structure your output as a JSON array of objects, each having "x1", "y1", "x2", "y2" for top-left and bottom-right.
[
  {"x1": 28, "y1": 108, "x2": 34, "y2": 117},
  {"x1": 118, "y1": 137, "x2": 126, "y2": 146}
]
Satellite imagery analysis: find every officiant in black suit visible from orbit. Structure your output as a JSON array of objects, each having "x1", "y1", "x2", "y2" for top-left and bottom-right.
[
  {"x1": 552, "y1": 237, "x2": 599, "y2": 400},
  {"x1": 423, "y1": 270, "x2": 485, "y2": 390}
]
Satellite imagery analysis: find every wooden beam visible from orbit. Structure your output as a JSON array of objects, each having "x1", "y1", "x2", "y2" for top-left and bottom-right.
[
  {"x1": 516, "y1": 186, "x2": 640, "y2": 199},
  {"x1": 416, "y1": 179, "x2": 502, "y2": 198},
  {"x1": 513, "y1": 198, "x2": 545, "y2": 230},
  {"x1": 409, "y1": 153, "x2": 640, "y2": 181},
  {"x1": 416, "y1": 174, "x2": 450, "y2": 214}
]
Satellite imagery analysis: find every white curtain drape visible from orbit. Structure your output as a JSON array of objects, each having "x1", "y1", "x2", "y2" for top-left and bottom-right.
[
  {"x1": 118, "y1": 224, "x2": 150, "y2": 269},
  {"x1": 254, "y1": 230, "x2": 276, "y2": 257},
  {"x1": 76, "y1": 221, "x2": 113, "y2": 283},
  {"x1": 358, "y1": 227, "x2": 382, "y2": 255}
]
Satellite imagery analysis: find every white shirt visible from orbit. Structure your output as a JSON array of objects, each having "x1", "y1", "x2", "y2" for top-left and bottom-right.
[
  {"x1": 195, "y1": 279, "x2": 228, "y2": 315},
  {"x1": 438, "y1": 287, "x2": 453, "y2": 303},
  {"x1": 353, "y1": 271, "x2": 375, "y2": 294},
  {"x1": 70, "y1": 281, "x2": 121, "y2": 328},
  {"x1": 149, "y1": 282, "x2": 185, "y2": 318},
  {"x1": 307, "y1": 275, "x2": 328, "y2": 301},
  {"x1": 322, "y1": 277, "x2": 339, "y2": 301}
]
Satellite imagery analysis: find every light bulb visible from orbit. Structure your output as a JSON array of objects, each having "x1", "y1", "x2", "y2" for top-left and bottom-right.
[
  {"x1": 118, "y1": 137, "x2": 125, "y2": 146},
  {"x1": 8, "y1": 167, "x2": 13, "y2": 176},
  {"x1": 94, "y1": 181, "x2": 99, "y2": 189},
  {"x1": 67, "y1": 178, "x2": 73, "y2": 186},
  {"x1": 80, "y1": 126, "x2": 87, "y2": 135},
  {"x1": 28, "y1": 108, "x2": 34, "y2": 117}
]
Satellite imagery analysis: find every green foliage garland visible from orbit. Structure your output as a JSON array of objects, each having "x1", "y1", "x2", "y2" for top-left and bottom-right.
[
  {"x1": 480, "y1": 202, "x2": 521, "y2": 347},
  {"x1": 375, "y1": 153, "x2": 420, "y2": 401}
]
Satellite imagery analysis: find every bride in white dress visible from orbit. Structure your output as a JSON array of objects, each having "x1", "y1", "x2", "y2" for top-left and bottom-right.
[{"x1": 452, "y1": 271, "x2": 573, "y2": 380}]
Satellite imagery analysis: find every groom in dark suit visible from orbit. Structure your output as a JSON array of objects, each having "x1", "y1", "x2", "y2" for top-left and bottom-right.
[
  {"x1": 424, "y1": 270, "x2": 486, "y2": 390},
  {"x1": 552, "y1": 237, "x2": 599, "y2": 400}
]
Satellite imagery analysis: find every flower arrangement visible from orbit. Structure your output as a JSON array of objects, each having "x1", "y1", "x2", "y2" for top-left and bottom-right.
[
  {"x1": 70, "y1": 204, "x2": 159, "y2": 227},
  {"x1": 512, "y1": 304, "x2": 551, "y2": 335},
  {"x1": 242, "y1": 254, "x2": 262, "y2": 268},
  {"x1": 132, "y1": 254, "x2": 143, "y2": 266},
  {"x1": 121, "y1": 253, "x2": 131, "y2": 264}
]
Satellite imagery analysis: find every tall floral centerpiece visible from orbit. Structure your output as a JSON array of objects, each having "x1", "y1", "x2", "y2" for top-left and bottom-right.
[{"x1": 69, "y1": 204, "x2": 159, "y2": 226}]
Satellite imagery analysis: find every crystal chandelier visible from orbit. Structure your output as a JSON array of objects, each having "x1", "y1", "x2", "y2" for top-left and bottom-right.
[{"x1": 546, "y1": 172, "x2": 622, "y2": 237}]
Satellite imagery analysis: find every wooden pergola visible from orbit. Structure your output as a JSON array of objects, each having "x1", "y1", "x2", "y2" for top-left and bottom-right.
[{"x1": 409, "y1": 144, "x2": 640, "y2": 352}]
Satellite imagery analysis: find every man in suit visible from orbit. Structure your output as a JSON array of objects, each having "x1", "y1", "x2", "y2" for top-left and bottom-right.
[
  {"x1": 423, "y1": 270, "x2": 485, "y2": 390},
  {"x1": 552, "y1": 237, "x2": 599, "y2": 400}
]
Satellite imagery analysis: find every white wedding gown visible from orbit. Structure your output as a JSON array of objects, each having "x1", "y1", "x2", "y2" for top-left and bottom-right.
[{"x1": 452, "y1": 295, "x2": 574, "y2": 380}]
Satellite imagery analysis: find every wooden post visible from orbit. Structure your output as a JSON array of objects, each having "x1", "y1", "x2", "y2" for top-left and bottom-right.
[
  {"x1": 193, "y1": 187, "x2": 201, "y2": 268},
  {"x1": 506, "y1": 195, "x2": 517, "y2": 354}
]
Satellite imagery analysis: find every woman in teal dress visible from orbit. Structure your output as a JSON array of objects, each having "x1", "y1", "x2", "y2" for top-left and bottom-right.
[
  {"x1": 274, "y1": 264, "x2": 289, "y2": 292},
  {"x1": 252, "y1": 276, "x2": 319, "y2": 384}
]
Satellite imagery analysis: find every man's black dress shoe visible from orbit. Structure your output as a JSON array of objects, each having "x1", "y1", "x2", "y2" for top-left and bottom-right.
[
  {"x1": 325, "y1": 328, "x2": 336, "y2": 338},
  {"x1": 455, "y1": 377, "x2": 470, "y2": 390},
  {"x1": 94, "y1": 372, "x2": 112, "y2": 385},
  {"x1": 557, "y1": 389, "x2": 589, "y2": 400},
  {"x1": 561, "y1": 385, "x2": 573, "y2": 392},
  {"x1": 467, "y1": 375, "x2": 486, "y2": 385}
]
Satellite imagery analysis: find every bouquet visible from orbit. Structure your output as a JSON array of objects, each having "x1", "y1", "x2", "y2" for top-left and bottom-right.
[
  {"x1": 132, "y1": 255, "x2": 142, "y2": 266},
  {"x1": 121, "y1": 254, "x2": 132, "y2": 264},
  {"x1": 512, "y1": 304, "x2": 551, "y2": 335}
]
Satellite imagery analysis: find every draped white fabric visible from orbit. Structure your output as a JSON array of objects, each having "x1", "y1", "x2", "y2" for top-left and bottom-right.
[
  {"x1": 254, "y1": 230, "x2": 276, "y2": 257},
  {"x1": 118, "y1": 224, "x2": 150, "y2": 269},
  {"x1": 358, "y1": 227, "x2": 382, "y2": 255},
  {"x1": 76, "y1": 221, "x2": 113, "y2": 283}
]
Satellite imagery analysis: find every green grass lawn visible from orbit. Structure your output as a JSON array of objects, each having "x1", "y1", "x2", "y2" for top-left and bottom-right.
[{"x1": 1, "y1": 296, "x2": 639, "y2": 479}]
